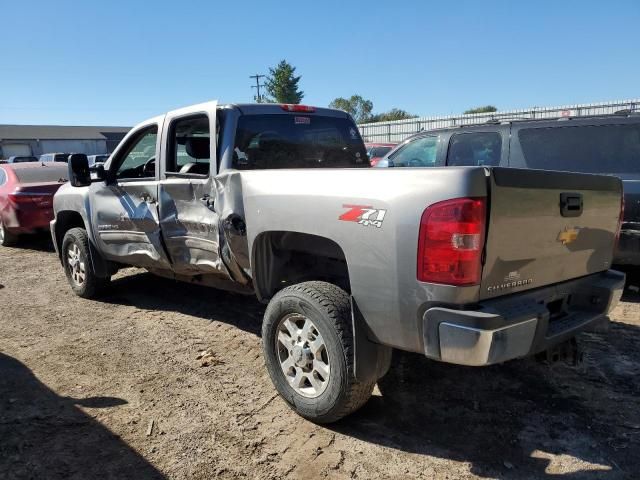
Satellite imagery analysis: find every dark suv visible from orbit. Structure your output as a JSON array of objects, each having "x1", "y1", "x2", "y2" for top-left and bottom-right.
[{"x1": 376, "y1": 112, "x2": 640, "y2": 266}]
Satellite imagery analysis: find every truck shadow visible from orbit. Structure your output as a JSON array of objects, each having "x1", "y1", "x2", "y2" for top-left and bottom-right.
[
  {"x1": 99, "y1": 271, "x2": 264, "y2": 337},
  {"x1": 0, "y1": 352, "x2": 165, "y2": 480},
  {"x1": 332, "y1": 322, "x2": 640, "y2": 479}
]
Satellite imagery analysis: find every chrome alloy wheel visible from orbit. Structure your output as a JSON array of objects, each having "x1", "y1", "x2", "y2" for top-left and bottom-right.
[
  {"x1": 0, "y1": 222, "x2": 5, "y2": 243},
  {"x1": 276, "y1": 313, "x2": 331, "y2": 398},
  {"x1": 67, "y1": 243, "x2": 86, "y2": 286}
]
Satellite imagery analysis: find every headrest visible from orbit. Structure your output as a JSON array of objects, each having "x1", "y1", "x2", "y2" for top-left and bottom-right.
[{"x1": 185, "y1": 137, "x2": 210, "y2": 159}]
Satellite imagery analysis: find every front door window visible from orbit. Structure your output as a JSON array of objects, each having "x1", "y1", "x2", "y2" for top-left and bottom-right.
[{"x1": 115, "y1": 127, "x2": 158, "y2": 180}]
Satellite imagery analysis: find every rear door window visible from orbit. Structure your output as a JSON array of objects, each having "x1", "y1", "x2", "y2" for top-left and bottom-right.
[
  {"x1": 447, "y1": 132, "x2": 502, "y2": 166},
  {"x1": 166, "y1": 115, "x2": 210, "y2": 176},
  {"x1": 0, "y1": 168, "x2": 6, "y2": 185},
  {"x1": 388, "y1": 136, "x2": 438, "y2": 167},
  {"x1": 518, "y1": 124, "x2": 640, "y2": 173}
]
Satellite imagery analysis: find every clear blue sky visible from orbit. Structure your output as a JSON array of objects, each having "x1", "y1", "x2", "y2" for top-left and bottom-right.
[{"x1": 1, "y1": 0, "x2": 638, "y2": 126}]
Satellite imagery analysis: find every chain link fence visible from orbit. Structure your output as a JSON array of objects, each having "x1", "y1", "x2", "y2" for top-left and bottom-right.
[{"x1": 358, "y1": 99, "x2": 640, "y2": 143}]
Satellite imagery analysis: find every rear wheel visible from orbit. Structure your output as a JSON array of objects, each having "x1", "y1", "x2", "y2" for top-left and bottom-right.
[
  {"x1": 0, "y1": 220, "x2": 18, "y2": 247},
  {"x1": 262, "y1": 281, "x2": 375, "y2": 423},
  {"x1": 62, "y1": 228, "x2": 110, "y2": 298}
]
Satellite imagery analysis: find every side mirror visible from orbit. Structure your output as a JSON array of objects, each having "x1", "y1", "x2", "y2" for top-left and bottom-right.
[{"x1": 68, "y1": 154, "x2": 91, "y2": 187}]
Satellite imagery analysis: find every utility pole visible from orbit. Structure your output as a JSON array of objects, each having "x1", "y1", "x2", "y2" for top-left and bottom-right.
[{"x1": 250, "y1": 73, "x2": 266, "y2": 102}]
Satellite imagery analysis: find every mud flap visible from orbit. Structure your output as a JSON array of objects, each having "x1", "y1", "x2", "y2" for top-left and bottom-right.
[
  {"x1": 88, "y1": 238, "x2": 114, "y2": 278},
  {"x1": 351, "y1": 298, "x2": 392, "y2": 383}
]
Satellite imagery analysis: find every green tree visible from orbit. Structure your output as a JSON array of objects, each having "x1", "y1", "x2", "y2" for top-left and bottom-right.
[
  {"x1": 365, "y1": 108, "x2": 417, "y2": 123},
  {"x1": 329, "y1": 95, "x2": 374, "y2": 123},
  {"x1": 463, "y1": 105, "x2": 497, "y2": 114},
  {"x1": 264, "y1": 60, "x2": 304, "y2": 104}
]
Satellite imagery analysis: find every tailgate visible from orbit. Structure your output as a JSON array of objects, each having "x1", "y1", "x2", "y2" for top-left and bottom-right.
[{"x1": 480, "y1": 167, "x2": 622, "y2": 300}]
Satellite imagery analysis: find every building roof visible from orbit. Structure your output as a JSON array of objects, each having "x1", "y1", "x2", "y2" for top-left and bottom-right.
[{"x1": 0, "y1": 124, "x2": 130, "y2": 141}]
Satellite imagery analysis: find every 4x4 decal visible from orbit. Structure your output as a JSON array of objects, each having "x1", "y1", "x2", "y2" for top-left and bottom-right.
[{"x1": 339, "y1": 205, "x2": 387, "y2": 228}]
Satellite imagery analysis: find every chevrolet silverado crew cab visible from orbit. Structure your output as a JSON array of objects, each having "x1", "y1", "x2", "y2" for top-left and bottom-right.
[{"x1": 51, "y1": 101, "x2": 625, "y2": 423}]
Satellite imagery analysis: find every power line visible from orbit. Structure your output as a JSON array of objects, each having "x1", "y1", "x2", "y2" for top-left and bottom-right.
[{"x1": 250, "y1": 73, "x2": 266, "y2": 102}]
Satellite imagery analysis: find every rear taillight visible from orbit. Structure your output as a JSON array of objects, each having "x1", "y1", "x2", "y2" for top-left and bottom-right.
[
  {"x1": 417, "y1": 197, "x2": 487, "y2": 286},
  {"x1": 280, "y1": 104, "x2": 316, "y2": 113},
  {"x1": 8, "y1": 192, "x2": 51, "y2": 207},
  {"x1": 8, "y1": 193, "x2": 33, "y2": 205}
]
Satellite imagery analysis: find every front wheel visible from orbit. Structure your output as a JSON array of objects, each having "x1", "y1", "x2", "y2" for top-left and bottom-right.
[
  {"x1": 262, "y1": 281, "x2": 375, "y2": 423},
  {"x1": 62, "y1": 228, "x2": 110, "y2": 298}
]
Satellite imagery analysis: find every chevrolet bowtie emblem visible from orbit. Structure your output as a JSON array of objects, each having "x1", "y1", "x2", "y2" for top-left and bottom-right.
[{"x1": 558, "y1": 227, "x2": 580, "y2": 245}]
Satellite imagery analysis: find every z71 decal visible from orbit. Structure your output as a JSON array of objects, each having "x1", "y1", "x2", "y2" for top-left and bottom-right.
[{"x1": 339, "y1": 205, "x2": 387, "y2": 228}]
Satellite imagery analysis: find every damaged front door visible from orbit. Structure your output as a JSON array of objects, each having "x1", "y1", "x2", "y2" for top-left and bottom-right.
[
  {"x1": 91, "y1": 121, "x2": 171, "y2": 269},
  {"x1": 158, "y1": 106, "x2": 227, "y2": 276}
]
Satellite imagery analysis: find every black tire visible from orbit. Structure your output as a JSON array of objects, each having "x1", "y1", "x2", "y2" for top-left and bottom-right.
[
  {"x1": 0, "y1": 220, "x2": 18, "y2": 247},
  {"x1": 61, "y1": 227, "x2": 110, "y2": 298},
  {"x1": 262, "y1": 281, "x2": 375, "y2": 423}
]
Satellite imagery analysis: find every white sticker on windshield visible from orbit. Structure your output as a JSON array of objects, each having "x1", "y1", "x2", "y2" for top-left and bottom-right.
[{"x1": 295, "y1": 116, "x2": 311, "y2": 124}]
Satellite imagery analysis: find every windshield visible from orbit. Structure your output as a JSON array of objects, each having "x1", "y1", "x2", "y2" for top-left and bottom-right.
[
  {"x1": 519, "y1": 123, "x2": 640, "y2": 174},
  {"x1": 233, "y1": 114, "x2": 368, "y2": 169}
]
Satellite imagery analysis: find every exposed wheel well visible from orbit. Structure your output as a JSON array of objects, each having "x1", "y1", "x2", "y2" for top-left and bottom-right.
[
  {"x1": 54, "y1": 211, "x2": 86, "y2": 260},
  {"x1": 252, "y1": 231, "x2": 350, "y2": 301}
]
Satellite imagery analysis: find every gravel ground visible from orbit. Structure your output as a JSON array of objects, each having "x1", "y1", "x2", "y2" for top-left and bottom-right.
[{"x1": 1, "y1": 234, "x2": 639, "y2": 480}]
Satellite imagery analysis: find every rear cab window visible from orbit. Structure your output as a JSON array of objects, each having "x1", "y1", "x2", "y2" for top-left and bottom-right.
[
  {"x1": 446, "y1": 132, "x2": 502, "y2": 166},
  {"x1": 232, "y1": 114, "x2": 368, "y2": 169},
  {"x1": 517, "y1": 123, "x2": 640, "y2": 173}
]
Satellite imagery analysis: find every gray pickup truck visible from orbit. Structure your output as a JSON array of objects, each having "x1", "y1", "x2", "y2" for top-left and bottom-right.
[{"x1": 51, "y1": 101, "x2": 625, "y2": 423}]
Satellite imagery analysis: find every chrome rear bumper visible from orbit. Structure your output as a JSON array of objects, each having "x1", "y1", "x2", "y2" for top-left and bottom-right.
[
  {"x1": 438, "y1": 318, "x2": 538, "y2": 366},
  {"x1": 422, "y1": 270, "x2": 625, "y2": 366}
]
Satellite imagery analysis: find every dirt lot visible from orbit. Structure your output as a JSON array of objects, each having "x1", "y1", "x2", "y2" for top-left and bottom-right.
[{"x1": 1, "y1": 235, "x2": 639, "y2": 480}]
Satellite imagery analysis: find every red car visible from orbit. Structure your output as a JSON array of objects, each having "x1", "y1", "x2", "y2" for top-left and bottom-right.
[
  {"x1": 365, "y1": 142, "x2": 397, "y2": 166},
  {"x1": 0, "y1": 162, "x2": 68, "y2": 246}
]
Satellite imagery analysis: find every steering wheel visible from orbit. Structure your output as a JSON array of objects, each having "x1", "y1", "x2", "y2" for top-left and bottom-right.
[
  {"x1": 143, "y1": 156, "x2": 156, "y2": 176},
  {"x1": 407, "y1": 158, "x2": 424, "y2": 167}
]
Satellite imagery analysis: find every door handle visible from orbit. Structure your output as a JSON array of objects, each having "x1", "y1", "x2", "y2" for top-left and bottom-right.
[
  {"x1": 201, "y1": 194, "x2": 214, "y2": 209},
  {"x1": 140, "y1": 193, "x2": 156, "y2": 204}
]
